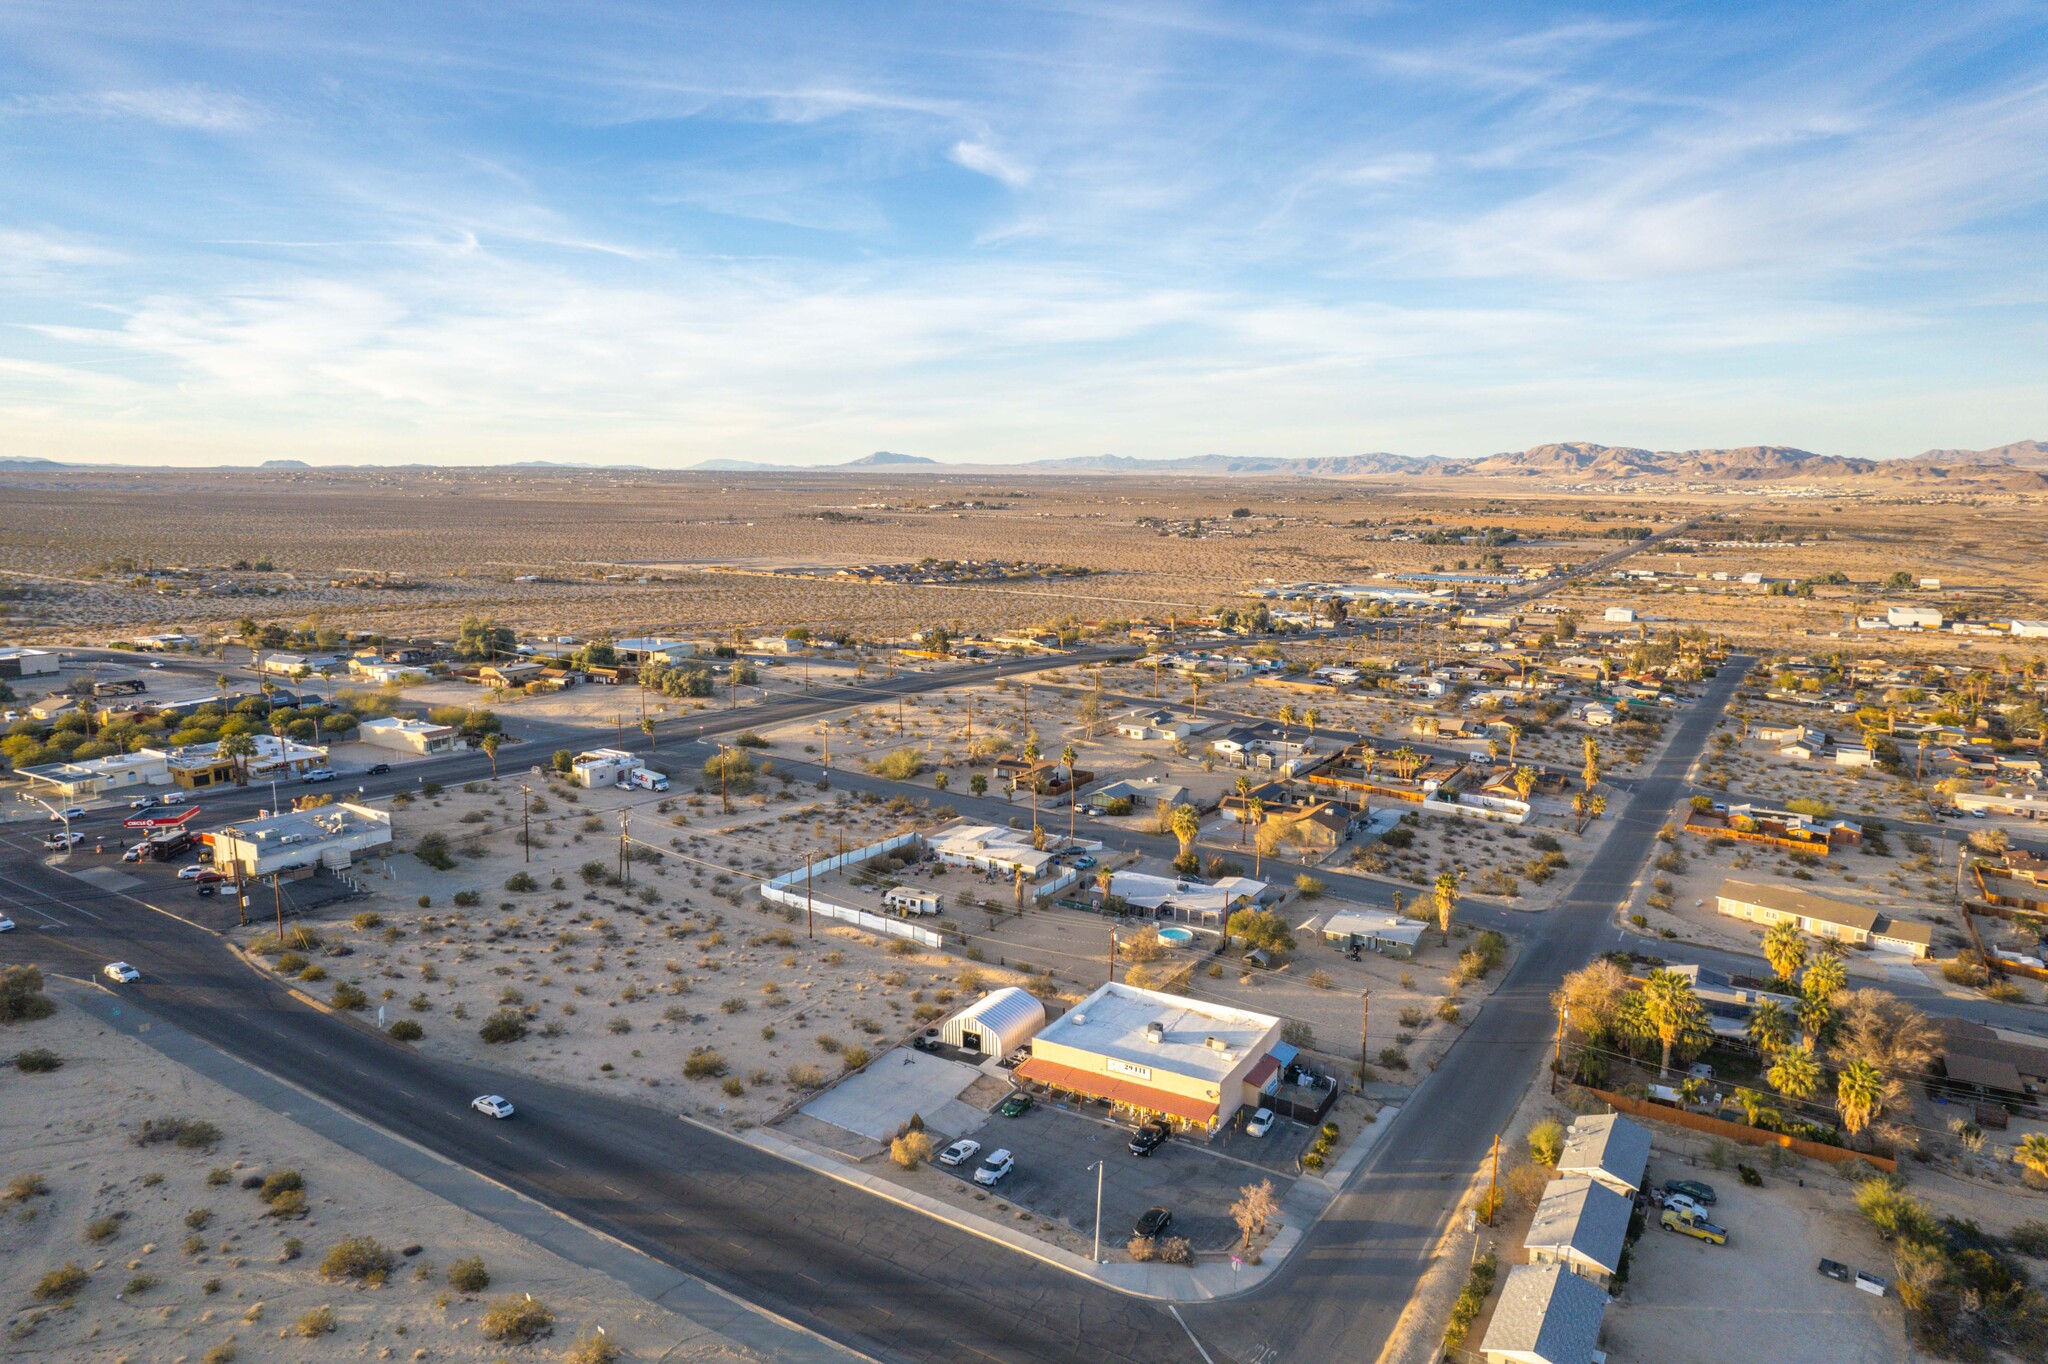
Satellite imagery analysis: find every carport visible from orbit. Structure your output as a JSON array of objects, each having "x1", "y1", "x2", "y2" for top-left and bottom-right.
[{"x1": 940, "y1": 986, "x2": 1046, "y2": 1058}]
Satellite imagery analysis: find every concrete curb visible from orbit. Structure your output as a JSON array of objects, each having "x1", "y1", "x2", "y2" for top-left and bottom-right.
[{"x1": 704, "y1": 1103, "x2": 1399, "y2": 1303}]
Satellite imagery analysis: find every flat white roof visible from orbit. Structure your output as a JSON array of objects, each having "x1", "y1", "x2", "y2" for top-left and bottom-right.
[
  {"x1": 1035, "y1": 981, "x2": 1279, "y2": 1084},
  {"x1": 1109, "y1": 870, "x2": 1266, "y2": 914}
]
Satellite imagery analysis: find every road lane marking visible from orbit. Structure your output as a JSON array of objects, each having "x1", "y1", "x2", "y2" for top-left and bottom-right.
[{"x1": 1168, "y1": 1307, "x2": 1218, "y2": 1364}]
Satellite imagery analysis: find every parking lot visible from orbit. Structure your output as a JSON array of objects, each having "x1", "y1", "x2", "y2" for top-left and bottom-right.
[{"x1": 931, "y1": 1098, "x2": 1307, "y2": 1252}]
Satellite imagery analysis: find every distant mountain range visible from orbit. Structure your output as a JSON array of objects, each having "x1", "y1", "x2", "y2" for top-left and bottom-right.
[{"x1": 2, "y1": 441, "x2": 2044, "y2": 485}]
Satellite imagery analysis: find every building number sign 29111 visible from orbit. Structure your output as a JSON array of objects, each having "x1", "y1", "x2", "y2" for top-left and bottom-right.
[{"x1": 1106, "y1": 1057, "x2": 1153, "y2": 1081}]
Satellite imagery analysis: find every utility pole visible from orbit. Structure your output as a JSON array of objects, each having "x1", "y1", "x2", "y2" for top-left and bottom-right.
[
  {"x1": 1108, "y1": 925, "x2": 1117, "y2": 984},
  {"x1": 1360, "y1": 989, "x2": 1370, "y2": 1085},
  {"x1": 272, "y1": 873, "x2": 284, "y2": 943},
  {"x1": 805, "y1": 849, "x2": 815, "y2": 940},
  {"x1": 1551, "y1": 1012, "x2": 1564, "y2": 1095},
  {"x1": 1489, "y1": 1133, "x2": 1501, "y2": 1225},
  {"x1": 619, "y1": 811, "x2": 631, "y2": 887},
  {"x1": 520, "y1": 784, "x2": 532, "y2": 862}
]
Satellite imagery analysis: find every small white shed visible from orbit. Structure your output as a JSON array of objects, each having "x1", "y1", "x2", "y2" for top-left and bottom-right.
[{"x1": 940, "y1": 986, "x2": 1047, "y2": 1057}]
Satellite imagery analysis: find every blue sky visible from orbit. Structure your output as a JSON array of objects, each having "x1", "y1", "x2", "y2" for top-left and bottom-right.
[{"x1": 2, "y1": 1, "x2": 2044, "y2": 467}]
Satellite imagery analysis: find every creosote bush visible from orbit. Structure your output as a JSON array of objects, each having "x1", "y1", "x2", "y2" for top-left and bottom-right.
[
  {"x1": 478, "y1": 1009, "x2": 528, "y2": 1043},
  {"x1": 448, "y1": 1255, "x2": 490, "y2": 1292},
  {"x1": 34, "y1": 1262, "x2": 89, "y2": 1300},
  {"x1": 320, "y1": 1235, "x2": 396, "y2": 1285},
  {"x1": 480, "y1": 1295, "x2": 556, "y2": 1344}
]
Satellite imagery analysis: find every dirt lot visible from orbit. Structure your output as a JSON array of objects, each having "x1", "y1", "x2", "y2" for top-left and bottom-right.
[
  {"x1": 0, "y1": 988, "x2": 743, "y2": 1362},
  {"x1": 234, "y1": 775, "x2": 1081, "y2": 1130},
  {"x1": 1604, "y1": 1157, "x2": 1914, "y2": 1364}
]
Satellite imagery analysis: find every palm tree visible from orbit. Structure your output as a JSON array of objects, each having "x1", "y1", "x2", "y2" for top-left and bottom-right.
[
  {"x1": 1796, "y1": 995, "x2": 1834, "y2": 1052},
  {"x1": 1803, "y1": 951, "x2": 1847, "y2": 1004},
  {"x1": 1503, "y1": 723, "x2": 1521, "y2": 763},
  {"x1": 1836, "y1": 1060, "x2": 1885, "y2": 1138},
  {"x1": 2016, "y1": 1132, "x2": 2048, "y2": 1183},
  {"x1": 218, "y1": 732, "x2": 258, "y2": 786},
  {"x1": 1246, "y1": 798, "x2": 1266, "y2": 874},
  {"x1": 1767, "y1": 1048, "x2": 1821, "y2": 1102},
  {"x1": 1023, "y1": 737, "x2": 1042, "y2": 826},
  {"x1": 1587, "y1": 793, "x2": 1606, "y2": 826},
  {"x1": 1732, "y1": 1087, "x2": 1768, "y2": 1127},
  {"x1": 1640, "y1": 969, "x2": 1707, "y2": 1077},
  {"x1": 1235, "y1": 775, "x2": 1252, "y2": 846},
  {"x1": 1762, "y1": 921, "x2": 1808, "y2": 982},
  {"x1": 1167, "y1": 803, "x2": 1202, "y2": 874},
  {"x1": 640, "y1": 716, "x2": 656, "y2": 750},
  {"x1": 1277, "y1": 704, "x2": 1296, "y2": 741},
  {"x1": 1581, "y1": 736, "x2": 1601, "y2": 796},
  {"x1": 1392, "y1": 745, "x2": 1419, "y2": 780},
  {"x1": 1095, "y1": 867, "x2": 1115, "y2": 901},
  {"x1": 1303, "y1": 708, "x2": 1319, "y2": 741},
  {"x1": 1431, "y1": 870, "x2": 1461, "y2": 945},
  {"x1": 1512, "y1": 766, "x2": 1536, "y2": 803},
  {"x1": 1061, "y1": 743, "x2": 1077, "y2": 845},
  {"x1": 215, "y1": 673, "x2": 230, "y2": 695},
  {"x1": 1746, "y1": 998, "x2": 1792, "y2": 1055},
  {"x1": 481, "y1": 733, "x2": 502, "y2": 777}
]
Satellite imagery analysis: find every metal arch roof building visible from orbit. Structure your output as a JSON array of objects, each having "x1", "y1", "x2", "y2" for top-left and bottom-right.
[{"x1": 939, "y1": 986, "x2": 1047, "y2": 1057}]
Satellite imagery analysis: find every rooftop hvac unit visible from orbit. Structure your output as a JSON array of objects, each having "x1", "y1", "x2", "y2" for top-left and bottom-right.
[{"x1": 1144, "y1": 1021, "x2": 1165, "y2": 1044}]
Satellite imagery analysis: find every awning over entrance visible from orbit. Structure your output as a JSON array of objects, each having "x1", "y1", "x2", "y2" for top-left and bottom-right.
[{"x1": 1014, "y1": 1056, "x2": 1219, "y2": 1125}]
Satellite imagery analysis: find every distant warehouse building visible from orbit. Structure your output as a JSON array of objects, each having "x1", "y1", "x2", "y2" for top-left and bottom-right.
[{"x1": 1015, "y1": 981, "x2": 1283, "y2": 1135}]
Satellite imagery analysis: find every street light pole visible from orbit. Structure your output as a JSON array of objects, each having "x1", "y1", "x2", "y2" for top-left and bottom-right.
[{"x1": 1093, "y1": 1159, "x2": 1105, "y2": 1264}]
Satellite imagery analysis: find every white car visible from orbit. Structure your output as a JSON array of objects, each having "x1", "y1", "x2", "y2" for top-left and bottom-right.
[
  {"x1": 128, "y1": 795, "x2": 158, "y2": 810},
  {"x1": 148, "y1": 661, "x2": 164, "y2": 669},
  {"x1": 937, "y1": 1139, "x2": 981, "y2": 1167},
  {"x1": 104, "y1": 962, "x2": 140, "y2": 983},
  {"x1": 176, "y1": 864, "x2": 212, "y2": 880},
  {"x1": 43, "y1": 831, "x2": 85, "y2": 849},
  {"x1": 0, "y1": 916, "x2": 15, "y2": 932},
  {"x1": 50, "y1": 807, "x2": 86, "y2": 822},
  {"x1": 471, "y1": 1095, "x2": 515, "y2": 1120},
  {"x1": 1245, "y1": 1107, "x2": 1276, "y2": 1138},
  {"x1": 972, "y1": 1149, "x2": 1015, "y2": 1186},
  {"x1": 1662, "y1": 1192, "x2": 1709, "y2": 1218}
]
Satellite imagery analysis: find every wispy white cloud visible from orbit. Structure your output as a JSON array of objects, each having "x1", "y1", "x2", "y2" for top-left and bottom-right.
[
  {"x1": 949, "y1": 139, "x2": 1033, "y2": 187},
  {"x1": 6, "y1": 84, "x2": 261, "y2": 131}
]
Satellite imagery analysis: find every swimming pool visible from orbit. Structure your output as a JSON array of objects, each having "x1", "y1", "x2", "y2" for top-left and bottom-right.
[{"x1": 1157, "y1": 926, "x2": 1195, "y2": 946}]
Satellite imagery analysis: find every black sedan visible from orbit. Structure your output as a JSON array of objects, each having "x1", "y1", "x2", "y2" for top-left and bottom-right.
[
  {"x1": 1128, "y1": 1121, "x2": 1169, "y2": 1157},
  {"x1": 1133, "y1": 1206, "x2": 1174, "y2": 1239}
]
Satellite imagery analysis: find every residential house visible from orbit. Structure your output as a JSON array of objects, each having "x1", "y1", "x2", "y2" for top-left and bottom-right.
[
  {"x1": 1555, "y1": 1114, "x2": 1650, "y2": 1198},
  {"x1": 358, "y1": 716, "x2": 457, "y2": 757},
  {"x1": 1478, "y1": 1265, "x2": 1609, "y2": 1364},
  {"x1": 1715, "y1": 877, "x2": 1930, "y2": 957},
  {"x1": 478, "y1": 661, "x2": 543, "y2": 688},
  {"x1": 1115, "y1": 709, "x2": 1203, "y2": 743},
  {"x1": 1319, "y1": 909, "x2": 1426, "y2": 958},
  {"x1": 1524, "y1": 1177, "x2": 1631, "y2": 1287}
]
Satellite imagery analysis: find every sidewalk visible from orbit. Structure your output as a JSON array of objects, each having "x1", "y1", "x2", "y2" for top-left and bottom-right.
[
  {"x1": 732, "y1": 1100, "x2": 1400, "y2": 1302},
  {"x1": 57, "y1": 980, "x2": 874, "y2": 1364}
]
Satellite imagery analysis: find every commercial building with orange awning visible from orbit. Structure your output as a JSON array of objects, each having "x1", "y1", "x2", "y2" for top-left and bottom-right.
[{"x1": 1016, "y1": 981, "x2": 1283, "y2": 1134}]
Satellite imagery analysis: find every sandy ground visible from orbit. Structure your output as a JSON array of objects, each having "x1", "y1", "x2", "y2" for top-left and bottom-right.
[
  {"x1": 236, "y1": 775, "x2": 1075, "y2": 1130},
  {"x1": 0, "y1": 990, "x2": 755, "y2": 1363}
]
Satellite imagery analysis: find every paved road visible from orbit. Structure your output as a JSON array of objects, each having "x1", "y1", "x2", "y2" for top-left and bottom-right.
[{"x1": 1167, "y1": 651, "x2": 1748, "y2": 1360}]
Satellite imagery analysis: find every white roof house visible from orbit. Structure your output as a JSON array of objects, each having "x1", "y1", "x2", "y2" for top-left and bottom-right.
[
  {"x1": 1108, "y1": 870, "x2": 1270, "y2": 925},
  {"x1": 1115, "y1": 708, "x2": 1202, "y2": 743},
  {"x1": 570, "y1": 748, "x2": 643, "y2": 789},
  {"x1": 1319, "y1": 908, "x2": 1428, "y2": 957},
  {"x1": 939, "y1": 986, "x2": 1047, "y2": 1057},
  {"x1": 1479, "y1": 1264, "x2": 1609, "y2": 1364},
  {"x1": 19, "y1": 749, "x2": 172, "y2": 798},
  {"x1": 613, "y1": 636, "x2": 697, "y2": 664},
  {"x1": 358, "y1": 715, "x2": 457, "y2": 756},
  {"x1": 1887, "y1": 604, "x2": 1943, "y2": 629},
  {"x1": 929, "y1": 823, "x2": 1060, "y2": 878}
]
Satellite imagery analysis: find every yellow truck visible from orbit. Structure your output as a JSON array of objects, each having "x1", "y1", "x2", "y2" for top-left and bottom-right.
[{"x1": 1661, "y1": 1205, "x2": 1729, "y2": 1245}]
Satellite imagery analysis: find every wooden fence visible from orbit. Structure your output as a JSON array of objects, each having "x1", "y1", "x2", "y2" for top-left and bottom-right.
[{"x1": 1584, "y1": 1086, "x2": 1897, "y2": 1172}]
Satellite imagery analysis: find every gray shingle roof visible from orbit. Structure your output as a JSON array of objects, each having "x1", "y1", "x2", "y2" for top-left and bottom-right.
[
  {"x1": 1525, "y1": 1177, "x2": 1631, "y2": 1274},
  {"x1": 1558, "y1": 1113, "x2": 1651, "y2": 1194},
  {"x1": 1480, "y1": 1264, "x2": 1608, "y2": 1362}
]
